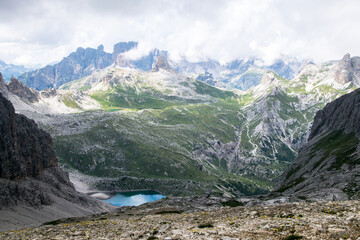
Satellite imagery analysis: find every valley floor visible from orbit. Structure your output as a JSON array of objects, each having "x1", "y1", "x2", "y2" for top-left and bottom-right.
[{"x1": 1, "y1": 198, "x2": 360, "y2": 240}]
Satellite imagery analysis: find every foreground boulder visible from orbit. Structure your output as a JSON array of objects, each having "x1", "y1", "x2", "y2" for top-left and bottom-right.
[
  {"x1": 273, "y1": 88, "x2": 360, "y2": 200},
  {"x1": 0, "y1": 93, "x2": 115, "y2": 231}
]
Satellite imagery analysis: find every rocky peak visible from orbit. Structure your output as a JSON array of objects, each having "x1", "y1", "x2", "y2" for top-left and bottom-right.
[
  {"x1": 260, "y1": 72, "x2": 279, "y2": 86},
  {"x1": 0, "y1": 72, "x2": 6, "y2": 89},
  {"x1": 0, "y1": 93, "x2": 114, "y2": 227},
  {"x1": 0, "y1": 93, "x2": 58, "y2": 180},
  {"x1": 297, "y1": 61, "x2": 319, "y2": 77},
  {"x1": 335, "y1": 53, "x2": 360, "y2": 86},
  {"x1": 112, "y1": 41, "x2": 138, "y2": 62},
  {"x1": 7, "y1": 77, "x2": 39, "y2": 103},
  {"x1": 151, "y1": 55, "x2": 176, "y2": 73},
  {"x1": 97, "y1": 44, "x2": 104, "y2": 51}
]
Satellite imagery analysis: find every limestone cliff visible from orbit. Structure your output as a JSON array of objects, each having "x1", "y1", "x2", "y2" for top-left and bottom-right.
[
  {"x1": 0, "y1": 93, "x2": 56, "y2": 179},
  {"x1": 274, "y1": 88, "x2": 360, "y2": 200},
  {"x1": 151, "y1": 55, "x2": 176, "y2": 73},
  {"x1": 0, "y1": 93, "x2": 115, "y2": 230},
  {"x1": 335, "y1": 53, "x2": 360, "y2": 86}
]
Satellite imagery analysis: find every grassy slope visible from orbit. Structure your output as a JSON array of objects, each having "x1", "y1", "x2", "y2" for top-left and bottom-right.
[
  {"x1": 50, "y1": 67, "x2": 357, "y2": 196},
  {"x1": 53, "y1": 80, "x2": 270, "y2": 196}
]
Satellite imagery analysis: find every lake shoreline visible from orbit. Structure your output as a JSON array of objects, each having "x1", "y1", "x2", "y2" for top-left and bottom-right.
[
  {"x1": 89, "y1": 190, "x2": 166, "y2": 206},
  {"x1": 88, "y1": 189, "x2": 165, "y2": 196}
]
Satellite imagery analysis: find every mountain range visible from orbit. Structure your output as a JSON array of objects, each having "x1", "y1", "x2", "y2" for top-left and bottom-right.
[
  {"x1": 17, "y1": 41, "x2": 304, "y2": 91},
  {"x1": 1, "y1": 46, "x2": 359, "y2": 197},
  {"x1": 0, "y1": 60, "x2": 29, "y2": 82}
]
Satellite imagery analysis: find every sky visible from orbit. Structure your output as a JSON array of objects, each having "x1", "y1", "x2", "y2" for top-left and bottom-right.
[{"x1": 0, "y1": 0, "x2": 360, "y2": 68}]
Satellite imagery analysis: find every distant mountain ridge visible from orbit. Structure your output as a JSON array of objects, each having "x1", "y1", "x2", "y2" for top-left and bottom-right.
[
  {"x1": 19, "y1": 44, "x2": 116, "y2": 90},
  {"x1": 0, "y1": 60, "x2": 29, "y2": 82},
  {"x1": 16, "y1": 40, "x2": 304, "y2": 91}
]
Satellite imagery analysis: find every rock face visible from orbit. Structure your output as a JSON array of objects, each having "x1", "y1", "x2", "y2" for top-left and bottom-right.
[
  {"x1": 0, "y1": 94, "x2": 57, "y2": 179},
  {"x1": 0, "y1": 72, "x2": 6, "y2": 89},
  {"x1": 112, "y1": 41, "x2": 138, "y2": 62},
  {"x1": 151, "y1": 55, "x2": 176, "y2": 73},
  {"x1": 335, "y1": 53, "x2": 360, "y2": 86},
  {"x1": 0, "y1": 93, "x2": 114, "y2": 230},
  {"x1": 274, "y1": 88, "x2": 360, "y2": 200},
  {"x1": 7, "y1": 77, "x2": 39, "y2": 103}
]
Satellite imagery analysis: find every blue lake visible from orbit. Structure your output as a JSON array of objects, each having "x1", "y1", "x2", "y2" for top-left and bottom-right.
[{"x1": 102, "y1": 191, "x2": 165, "y2": 207}]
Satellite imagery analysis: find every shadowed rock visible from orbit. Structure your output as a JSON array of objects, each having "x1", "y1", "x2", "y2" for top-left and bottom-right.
[
  {"x1": 0, "y1": 93, "x2": 115, "y2": 231},
  {"x1": 7, "y1": 77, "x2": 39, "y2": 103},
  {"x1": 274, "y1": 88, "x2": 360, "y2": 200}
]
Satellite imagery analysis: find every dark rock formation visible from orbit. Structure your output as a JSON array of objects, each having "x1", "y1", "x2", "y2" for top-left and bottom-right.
[
  {"x1": 7, "y1": 77, "x2": 39, "y2": 103},
  {"x1": 273, "y1": 88, "x2": 360, "y2": 200},
  {"x1": 0, "y1": 93, "x2": 114, "y2": 230},
  {"x1": 0, "y1": 92, "x2": 56, "y2": 179},
  {"x1": 335, "y1": 53, "x2": 360, "y2": 86},
  {"x1": 0, "y1": 72, "x2": 6, "y2": 90}
]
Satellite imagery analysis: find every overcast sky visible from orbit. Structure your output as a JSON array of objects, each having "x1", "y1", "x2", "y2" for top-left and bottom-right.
[{"x1": 1, "y1": 0, "x2": 359, "y2": 68}]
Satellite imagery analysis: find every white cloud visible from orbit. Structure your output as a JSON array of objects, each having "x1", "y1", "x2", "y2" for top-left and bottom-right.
[{"x1": 0, "y1": 0, "x2": 360, "y2": 67}]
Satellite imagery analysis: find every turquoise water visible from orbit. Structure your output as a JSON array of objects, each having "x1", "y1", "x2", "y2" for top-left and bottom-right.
[{"x1": 102, "y1": 191, "x2": 165, "y2": 207}]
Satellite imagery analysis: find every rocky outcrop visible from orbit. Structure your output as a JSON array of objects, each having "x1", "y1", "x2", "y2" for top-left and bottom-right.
[
  {"x1": 40, "y1": 87, "x2": 57, "y2": 98},
  {"x1": 151, "y1": 55, "x2": 176, "y2": 73},
  {"x1": 112, "y1": 41, "x2": 138, "y2": 62},
  {"x1": 274, "y1": 88, "x2": 360, "y2": 200},
  {"x1": 335, "y1": 53, "x2": 360, "y2": 86},
  {"x1": 0, "y1": 95, "x2": 57, "y2": 179},
  {"x1": 0, "y1": 93, "x2": 115, "y2": 230},
  {"x1": 260, "y1": 72, "x2": 279, "y2": 86},
  {"x1": 0, "y1": 72, "x2": 6, "y2": 90},
  {"x1": 7, "y1": 77, "x2": 39, "y2": 103},
  {"x1": 132, "y1": 48, "x2": 168, "y2": 71},
  {"x1": 309, "y1": 88, "x2": 360, "y2": 139}
]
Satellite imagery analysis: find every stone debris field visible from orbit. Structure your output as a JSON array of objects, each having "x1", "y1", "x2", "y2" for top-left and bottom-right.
[{"x1": 1, "y1": 199, "x2": 360, "y2": 240}]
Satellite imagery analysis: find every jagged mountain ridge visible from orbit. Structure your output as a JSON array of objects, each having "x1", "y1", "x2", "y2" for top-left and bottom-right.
[
  {"x1": 17, "y1": 39, "x2": 304, "y2": 91},
  {"x1": 18, "y1": 45, "x2": 115, "y2": 90},
  {"x1": 274, "y1": 88, "x2": 360, "y2": 200}
]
